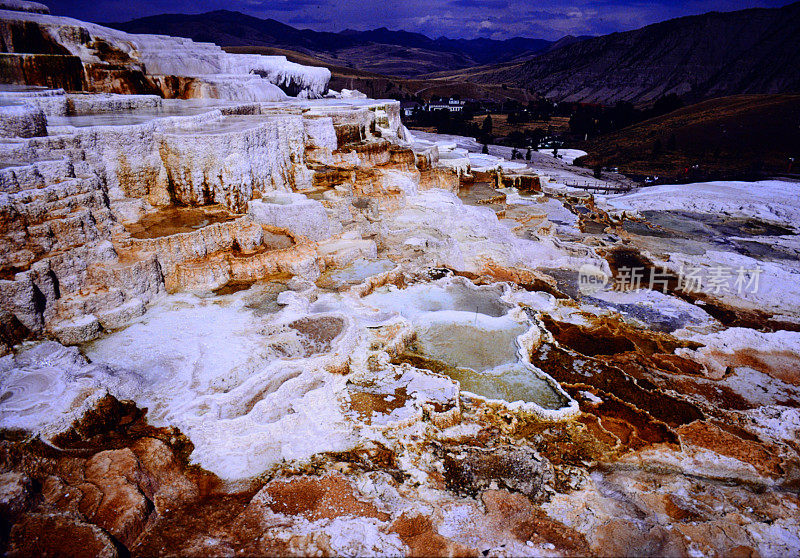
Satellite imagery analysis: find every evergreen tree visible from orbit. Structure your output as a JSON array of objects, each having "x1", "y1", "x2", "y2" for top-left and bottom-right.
[
  {"x1": 667, "y1": 133, "x2": 677, "y2": 151},
  {"x1": 482, "y1": 143, "x2": 489, "y2": 154},
  {"x1": 652, "y1": 94, "x2": 683, "y2": 117},
  {"x1": 652, "y1": 139, "x2": 663, "y2": 157},
  {"x1": 481, "y1": 115, "x2": 493, "y2": 136}
]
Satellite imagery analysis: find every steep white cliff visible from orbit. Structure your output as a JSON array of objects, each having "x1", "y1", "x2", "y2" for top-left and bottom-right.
[{"x1": 0, "y1": 8, "x2": 331, "y2": 99}]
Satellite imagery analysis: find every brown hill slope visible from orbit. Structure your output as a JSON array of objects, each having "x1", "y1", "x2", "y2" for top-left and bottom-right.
[
  {"x1": 223, "y1": 46, "x2": 536, "y2": 103},
  {"x1": 109, "y1": 10, "x2": 555, "y2": 77},
  {"x1": 432, "y1": 2, "x2": 800, "y2": 106},
  {"x1": 576, "y1": 94, "x2": 800, "y2": 181}
]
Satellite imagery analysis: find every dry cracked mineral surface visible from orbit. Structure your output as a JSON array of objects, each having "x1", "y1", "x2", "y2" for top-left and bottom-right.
[{"x1": 0, "y1": 2, "x2": 799, "y2": 557}]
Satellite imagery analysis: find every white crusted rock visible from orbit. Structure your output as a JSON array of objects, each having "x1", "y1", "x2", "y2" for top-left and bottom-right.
[
  {"x1": 248, "y1": 194, "x2": 333, "y2": 242},
  {"x1": 95, "y1": 298, "x2": 146, "y2": 330},
  {"x1": 0, "y1": 104, "x2": 46, "y2": 138},
  {"x1": 51, "y1": 314, "x2": 101, "y2": 345}
]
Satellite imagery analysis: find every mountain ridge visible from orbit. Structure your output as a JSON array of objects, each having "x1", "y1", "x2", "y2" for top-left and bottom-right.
[
  {"x1": 104, "y1": 9, "x2": 575, "y2": 77},
  {"x1": 432, "y1": 1, "x2": 800, "y2": 105},
  {"x1": 104, "y1": 3, "x2": 800, "y2": 104}
]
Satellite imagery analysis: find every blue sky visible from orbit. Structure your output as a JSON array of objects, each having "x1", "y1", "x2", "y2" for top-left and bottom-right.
[{"x1": 45, "y1": 0, "x2": 794, "y2": 40}]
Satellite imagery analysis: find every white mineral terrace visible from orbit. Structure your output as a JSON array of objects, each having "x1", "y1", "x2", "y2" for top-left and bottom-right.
[
  {"x1": 0, "y1": 8, "x2": 332, "y2": 99},
  {"x1": 0, "y1": 83, "x2": 588, "y2": 483}
]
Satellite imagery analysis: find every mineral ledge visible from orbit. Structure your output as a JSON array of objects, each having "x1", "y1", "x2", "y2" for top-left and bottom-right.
[{"x1": 0, "y1": 2, "x2": 799, "y2": 557}]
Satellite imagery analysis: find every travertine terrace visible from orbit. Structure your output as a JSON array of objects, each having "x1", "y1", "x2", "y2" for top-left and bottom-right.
[{"x1": 1, "y1": 2, "x2": 799, "y2": 556}]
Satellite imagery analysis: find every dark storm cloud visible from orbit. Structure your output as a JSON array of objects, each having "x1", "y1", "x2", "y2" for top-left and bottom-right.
[{"x1": 44, "y1": 0, "x2": 795, "y2": 39}]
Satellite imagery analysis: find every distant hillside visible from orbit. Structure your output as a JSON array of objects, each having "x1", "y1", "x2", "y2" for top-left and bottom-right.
[
  {"x1": 106, "y1": 10, "x2": 563, "y2": 77},
  {"x1": 223, "y1": 46, "x2": 537, "y2": 104},
  {"x1": 432, "y1": 2, "x2": 800, "y2": 105},
  {"x1": 576, "y1": 94, "x2": 800, "y2": 181}
]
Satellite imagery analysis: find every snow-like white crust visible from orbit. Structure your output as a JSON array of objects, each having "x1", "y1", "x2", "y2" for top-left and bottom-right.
[
  {"x1": 606, "y1": 179, "x2": 800, "y2": 224},
  {"x1": 0, "y1": 0, "x2": 48, "y2": 14},
  {"x1": 0, "y1": 9, "x2": 331, "y2": 99},
  {"x1": 604, "y1": 180, "x2": 800, "y2": 316}
]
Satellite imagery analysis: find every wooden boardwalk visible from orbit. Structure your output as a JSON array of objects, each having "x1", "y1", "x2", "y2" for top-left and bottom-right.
[{"x1": 561, "y1": 180, "x2": 634, "y2": 193}]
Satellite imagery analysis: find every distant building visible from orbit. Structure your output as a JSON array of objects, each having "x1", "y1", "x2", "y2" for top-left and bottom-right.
[
  {"x1": 400, "y1": 101, "x2": 421, "y2": 117},
  {"x1": 427, "y1": 98, "x2": 465, "y2": 112}
]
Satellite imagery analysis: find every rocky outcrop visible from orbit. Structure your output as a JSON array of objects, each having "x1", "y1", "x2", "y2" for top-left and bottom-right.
[
  {"x1": 248, "y1": 193, "x2": 334, "y2": 242},
  {"x1": 0, "y1": 1, "x2": 49, "y2": 14},
  {"x1": 156, "y1": 115, "x2": 312, "y2": 209},
  {"x1": 0, "y1": 8, "x2": 331, "y2": 99},
  {"x1": 7, "y1": 513, "x2": 119, "y2": 558},
  {"x1": 0, "y1": 160, "x2": 163, "y2": 341},
  {"x1": 442, "y1": 445, "x2": 554, "y2": 500},
  {"x1": 0, "y1": 72, "x2": 426, "y2": 343},
  {"x1": 0, "y1": 104, "x2": 45, "y2": 137}
]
